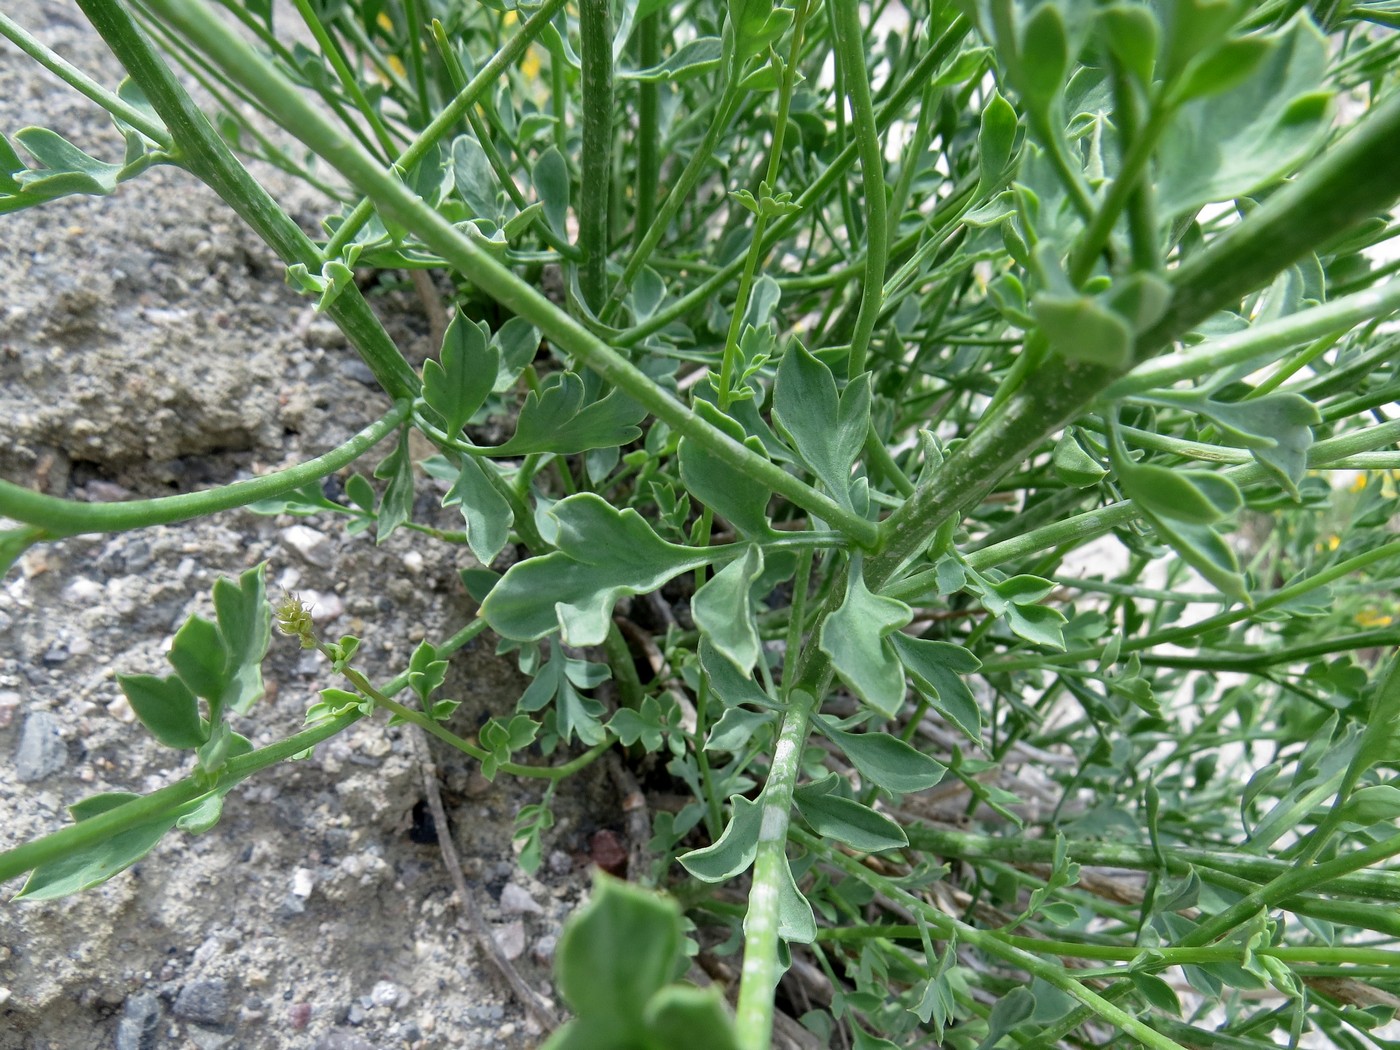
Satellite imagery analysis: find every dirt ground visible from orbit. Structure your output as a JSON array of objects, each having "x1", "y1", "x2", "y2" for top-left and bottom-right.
[{"x1": 0, "y1": 4, "x2": 624, "y2": 1047}]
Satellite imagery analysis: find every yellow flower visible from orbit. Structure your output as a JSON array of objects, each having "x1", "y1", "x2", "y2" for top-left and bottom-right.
[
  {"x1": 376, "y1": 11, "x2": 394, "y2": 32},
  {"x1": 1350, "y1": 472, "x2": 1369, "y2": 493},
  {"x1": 388, "y1": 54, "x2": 407, "y2": 79},
  {"x1": 521, "y1": 45, "x2": 542, "y2": 81},
  {"x1": 1355, "y1": 609, "x2": 1394, "y2": 628}
]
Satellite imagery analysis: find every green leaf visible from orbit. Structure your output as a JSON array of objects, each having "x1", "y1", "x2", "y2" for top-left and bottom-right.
[
  {"x1": 1175, "y1": 392, "x2": 1320, "y2": 494},
  {"x1": 773, "y1": 344, "x2": 870, "y2": 509},
  {"x1": 481, "y1": 495, "x2": 710, "y2": 645},
  {"x1": 774, "y1": 852, "x2": 817, "y2": 944},
  {"x1": 1130, "y1": 971, "x2": 1183, "y2": 1016},
  {"x1": 1100, "y1": 4, "x2": 1157, "y2": 87},
  {"x1": 492, "y1": 317, "x2": 541, "y2": 392},
  {"x1": 518, "y1": 640, "x2": 609, "y2": 746},
  {"x1": 13, "y1": 126, "x2": 123, "y2": 197},
  {"x1": 1052, "y1": 430, "x2": 1108, "y2": 487},
  {"x1": 642, "y1": 985, "x2": 741, "y2": 1050},
  {"x1": 619, "y1": 37, "x2": 724, "y2": 81},
  {"x1": 373, "y1": 428, "x2": 415, "y2": 541},
  {"x1": 679, "y1": 795, "x2": 762, "y2": 881},
  {"x1": 1156, "y1": 16, "x2": 1331, "y2": 216},
  {"x1": 679, "y1": 400, "x2": 775, "y2": 538},
  {"x1": 117, "y1": 673, "x2": 208, "y2": 750},
  {"x1": 1117, "y1": 458, "x2": 1243, "y2": 525},
  {"x1": 493, "y1": 373, "x2": 645, "y2": 455},
  {"x1": 818, "y1": 720, "x2": 945, "y2": 795},
  {"x1": 15, "y1": 792, "x2": 188, "y2": 901},
  {"x1": 700, "y1": 640, "x2": 778, "y2": 710},
  {"x1": 212, "y1": 563, "x2": 270, "y2": 716},
  {"x1": 0, "y1": 135, "x2": 25, "y2": 194},
  {"x1": 167, "y1": 614, "x2": 228, "y2": 703},
  {"x1": 551, "y1": 874, "x2": 683, "y2": 1041},
  {"x1": 1018, "y1": 3, "x2": 1069, "y2": 112},
  {"x1": 795, "y1": 776, "x2": 908, "y2": 852},
  {"x1": 423, "y1": 312, "x2": 499, "y2": 438},
  {"x1": 1175, "y1": 34, "x2": 1274, "y2": 103},
  {"x1": 533, "y1": 145, "x2": 570, "y2": 238},
  {"x1": 889, "y1": 635, "x2": 983, "y2": 742},
  {"x1": 728, "y1": 0, "x2": 793, "y2": 62},
  {"x1": 443, "y1": 455, "x2": 513, "y2": 564},
  {"x1": 819, "y1": 563, "x2": 913, "y2": 718},
  {"x1": 693, "y1": 545, "x2": 765, "y2": 674},
  {"x1": 451, "y1": 134, "x2": 498, "y2": 220},
  {"x1": 977, "y1": 91, "x2": 1019, "y2": 195},
  {"x1": 1033, "y1": 292, "x2": 1133, "y2": 369},
  {"x1": 1142, "y1": 510, "x2": 1251, "y2": 604}
]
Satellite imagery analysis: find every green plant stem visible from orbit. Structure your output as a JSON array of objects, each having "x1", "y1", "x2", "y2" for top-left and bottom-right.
[
  {"x1": 76, "y1": 0, "x2": 421, "y2": 401},
  {"x1": 796, "y1": 828, "x2": 1192, "y2": 1050},
  {"x1": 1110, "y1": 280, "x2": 1400, "y2": 397},
  {"x1": 614, "y1": 15, "x2": 972, "y2": 347},
  {"x1": 632, "y1": 11, "x2": 660, "y2": 250},
  {"x1": 0, "y1": 11, "x2": 171, "y2": 145},
  {"x1": 289, "y1": 0, "x2": 398, "y2": 158},
  {"x1": 603, "y1": 82, "x2": 745, "y2": 320},
  {"x1": 904, "y1": 827, "x2": 1400, "y2": 902},
  {"x1": 830, "y1": 0, "x2": 887, "y2": 380},
  {"x1": 578, "y1": 0, "x2": 612, "y2": 311},
  {"x1": 0, "y1": 709, "x2": 364, "y2": 889},
  {"x1": 0, "y1": 401, "x2": 409, "y2": 537},
  {"x1": 336, "y1": 662, "x2": 608, "y2": 781},
  {"x1": 401, "y1": 0, "x2": 431, "y2": 128},
  {"x1": 324, "y1": 0, "x2": 569, "y2": 258},
  {"x1": 948, "y1": 418, "x2": 1400, "y2": 577},
  {"x1": 118, "y1": 0, "x2": 879, "y2": 548},
  {"x1": 734, "y1": 689, "x2": 815, "y2": 1050}
]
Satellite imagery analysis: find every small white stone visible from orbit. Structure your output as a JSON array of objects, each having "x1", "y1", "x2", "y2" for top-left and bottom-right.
[
  {"x1": 499, "y1": 883, "x2": 543, "y2": 915},
  {"x1": 63, "y1": 577, "x2": 103, "y2": 604},
  {"x1": 290, "y1": 867, "x2": 315, "y2": 898},
  {"x1": 401, "y1": 550, "x2": 425, "y2": 574},
  {"x1": 370, "y1": 980, "x2": 404, "y2": 1009},
  {"x1": 494, "y1": 921, "x2": 527, "y2": 961},
  {"x1": 281, "y1": 524, "x2": 333, "y2": 568}
]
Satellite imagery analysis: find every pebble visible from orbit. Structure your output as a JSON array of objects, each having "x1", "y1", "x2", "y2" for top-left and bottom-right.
[
  {"x1": 288, "y1": 1002, "x2": 312, "y2": 1030},
  {"x1": 499, "y1": 883, "x2": 543, "y2": 915},
  {"x1": 63, "y1": 576, "x2": 103, "y2": 604},
  {"x1": 0, "y1": 691, "x2": 19, "y2": 730},
  {"x1": 15, "y1": 711, "x2": 67, "y2": 782},
  {"x1": 115, "y1": 991, "x2": 162, "y2": 1050},
  {"x1": 546, "y1": 850, "x2": 572, "y2": 876},
  {"x1": 173, "y1": 978, "x2": 231, "y2": 1025},
  {"x1": 291, "y1": 867, "x2": 316, "y2": 898},
  {"x1": 493, "y1": 921, "x2": 526, "y2": 962},
  {"x1": 281, "y1": 524, "x2": 334, "y2": 568},
  {"x1": 41, "y1": 643, "x2": 70, "y2": 666},
  {"x1": 370, "y1": 980, "x2": 404, "y2": 1009},
  {"x1": 531, "y1": 933, "x2": 558, "y2": 967}
]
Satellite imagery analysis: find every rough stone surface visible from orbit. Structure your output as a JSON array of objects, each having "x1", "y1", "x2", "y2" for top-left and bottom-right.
[
  {"x1": 0, "y1": 4, "x2": 622, "y2": 1048},
  {"x1": 14, "y1": 710, "x2": 66, "y2": 782}
]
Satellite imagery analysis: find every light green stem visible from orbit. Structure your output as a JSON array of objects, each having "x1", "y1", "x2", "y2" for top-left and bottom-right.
[
  {"x1": 734, "y1": 690, "x2": 815, "y2": 1050},
  {"x1": 830, "y1": 0, "x2": 887, "y2": 379},
  {"x1": 0, "y1": 402, "x2": 409, "y2": 538}
]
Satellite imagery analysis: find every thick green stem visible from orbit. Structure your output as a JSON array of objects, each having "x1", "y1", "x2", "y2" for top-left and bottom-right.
[
  {"x1": 0, "y1": 402, "x2": 409, "y2": 538},
  {"x1": 578, "y1": 0, "x2": 613, "y2": 311},
  {"x1": 734, "y1": 689, "x2": 816, "y2": 1050},
  {"x1": 830, "y1": 0, "x2": 888, "y2": 379}
]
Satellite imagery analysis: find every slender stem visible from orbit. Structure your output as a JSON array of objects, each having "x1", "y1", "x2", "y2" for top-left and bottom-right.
[
  {"x1": 0, "y1": 709, "x2": 363, "y2": 887},
  {"x1": 289, "y1": 0, "x2": 397, "y2": 158},
  {"x1": 799, "y1": 830, "x2": 1192, "y2": 1050},
  {"x1": 325, "y1": 0, "x2": 569, "y2": 257},
  {"x1": 578, "y1": 0, "x2": 613, "y2": 310},
  {"x1": 402, "y1": 0, "x2": 431, "y2": 128},
  {"x1": 0, "y1": 402, "x2": 409, "y2": 537},
  {"x1": 1109, "y1": 279, "x2": 1400, "y2": 397},
  {"x1": 0, "y1": 11, "x2": 171, "y2": 145},
  {"x1": 830, "y1": 0, "x2": 887, "y2": 379},
  {"x1": 734, "y1": 690, "x2": 816, "y2": 1050},
  {"x1": 632, "y1": 11, "x2": 660, "y2": 249}
]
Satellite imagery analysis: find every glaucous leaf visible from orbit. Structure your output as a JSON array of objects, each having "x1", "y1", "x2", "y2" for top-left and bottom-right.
[
  {"x1": 794, "y1": 776, "x2": 908, "y2": 852},
  {"x1": 492, "y1": 373, "x2": 645, "y2": 455},
  {"x1": 692, "y1": 545, "x2": 765, "y2": 674},
  {"x1": 773, "y1": 343, "x2": 870, "y2": 509},
  {"x1": 480, "y1": 495, "x2": 710, "y2": 645},
  {"x1": 117, "y1": 673, "x2": 207, "y2": 749},
  {"x1": 819, "y1": 564, "x2": 913, "y2": 718},
  {"x1": 679, "y1": 400, "x2": 775, "y2": 538},
  {"x1": 890, "y1": 635, "x2": 983, "y2": 742},
  {"x1": 443, "y1": 454, "x2": 513, "y2": 565},
  {"x1": 818, "y1": 720, "x2": 945, "y2": 795},
  {"x1": 680, "y1": 794, "x2": 762, "y2": 881},
  {"x1": 423, "y1": 312, "x2": 499, "y2": 438}
]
